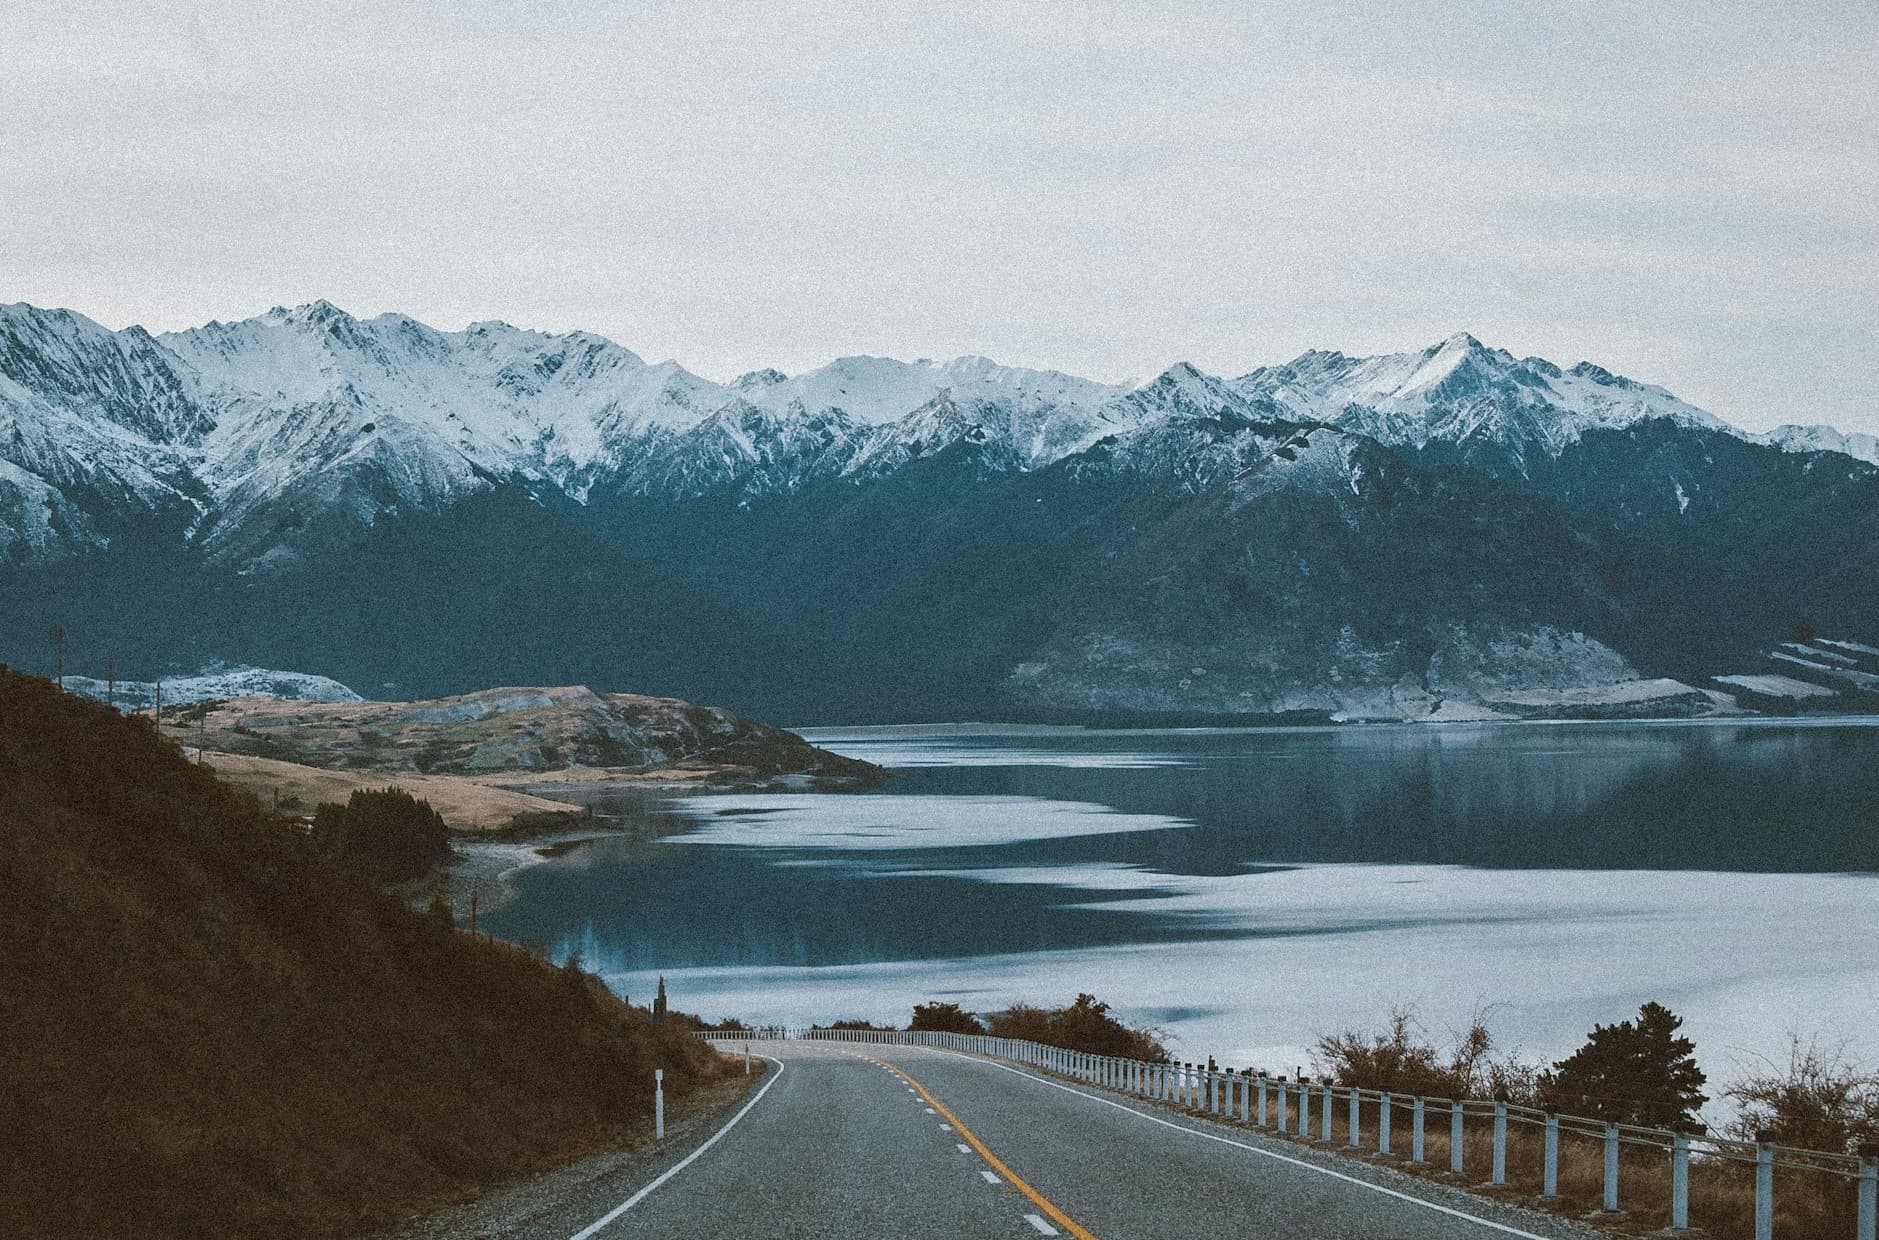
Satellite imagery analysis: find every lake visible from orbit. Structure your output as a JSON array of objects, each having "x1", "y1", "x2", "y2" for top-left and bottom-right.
[{"x1": 475, "y1": 720, "x2": 1879, "y2": 1112}]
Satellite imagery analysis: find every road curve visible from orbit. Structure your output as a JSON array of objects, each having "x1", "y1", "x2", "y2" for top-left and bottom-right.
[{"x1": 396, "y1": 1042, "x2": 1604, "y2": 1239}]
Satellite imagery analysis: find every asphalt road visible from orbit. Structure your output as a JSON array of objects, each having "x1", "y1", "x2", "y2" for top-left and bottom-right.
[{"x1": 398, "y1": 1042, "x2": 1605, "y2": 1239}]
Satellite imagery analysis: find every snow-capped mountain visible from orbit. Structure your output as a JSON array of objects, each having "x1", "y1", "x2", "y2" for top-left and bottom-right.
[
  {"x1": 6, "y1": 298, "x2": 1849, "y2": 571},
  {"x1": 0, "y1": 303, "x2": 213, "y2": 558},
  {"x1": 5, "y1": 298, "x2": 1876, "y2": 726},
  {"x1": 1760, "y1": 423, "x2": 1879, "y2": 465},
  {"x1": 1235, "y1": 333, "x2": 1727, "y2": 474}
]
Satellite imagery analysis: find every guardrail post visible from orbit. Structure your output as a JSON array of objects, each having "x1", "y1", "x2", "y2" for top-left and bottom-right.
[
  {"x1": 1411, "y1": 1096, "x2": 1426, "y2": 1164},
  {"x1": 1257, "y1": 1073, "x2": 1268, "y2": 1126},
  {"x1": 1754, "y1": 1137, "x2": 1773, "y2": 1240},
  {"x1": 1211, "y1": 1068, "x2": 1221, "y2": 1114},
  {"x1": 1298, "y1": 1075, "x2": 1312, "y2": 1135},
  {"x1": 1856, "y1": 1142, "x2": 1877, "y2": 1240},
  {"x1": 1543, "y1": 1115, "x2": 1559, "y2": 1197},
  {"x1": 1380, "y1": 1092, "x2": 1393, "y2": 1155},
  {"x1": 1321, "y1": 1082, "x2": 1333, "y2": 1142},
  {"x1": 1277, "y1": 1079, "x2": 1290, "y2": 1133},
  {"x1": 1492, "y1": 1102, "x2": 1507, "y2": 1185},
  {"x1": 1451, "y1": 1100, "x2": 1465, "y2": 1174},
  {"x1": 1348, "y1": 1087, "x2": 1361, "y2": 1148},
  {"x1": 1670, "y1": 1132, "x2": 1689, "y2": 1228},
  {"x1": 654, "y1": 1068, "x2": 665, "y2": 1140},
  {"x1": 1603, "y1": 1123, "x2": 1620, "y2": 1213}
]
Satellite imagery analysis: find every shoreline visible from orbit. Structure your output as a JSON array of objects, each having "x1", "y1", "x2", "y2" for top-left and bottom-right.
[
  {"x1": 799, "y1": 710, "x2": 1879, "y2": 739},
  {"x1": 431, "y1": 768, "x2": 881, "y2": 915}
]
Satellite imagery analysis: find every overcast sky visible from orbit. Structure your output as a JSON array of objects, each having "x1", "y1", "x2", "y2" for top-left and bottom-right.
[{"x1": 4, "y1": 0, "x2": 1875, "y2": 433}]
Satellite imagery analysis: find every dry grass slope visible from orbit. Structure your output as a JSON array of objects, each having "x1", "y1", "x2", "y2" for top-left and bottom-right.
[{"x1": 0, "y1": 668, "x2": 731, "y2": 1239}]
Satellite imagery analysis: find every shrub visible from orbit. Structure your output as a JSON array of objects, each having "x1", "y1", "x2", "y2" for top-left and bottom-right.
[
  {"x1": 1539, "y1": 1001, "x2": 1707, "y2": 1131},
  {"x1": 987, "y1": 994, "x2": 1168, "y2": 1061},
  {"x1": 1316, "y1": 1007, "x2": 1541, "y2": 1101},
  {"x1": 909, "y1": 1000, "x2": 986, "y2": 1034},
  {"x1": 1317, "y1": 1009, "x2": 1465, "y2": 1095},
  {"x1": 310, "y1": 786, "x2": 450, "y2": 883},
  {"x1": 1727, "y1": 1038, "x2": 1879, "y2": 1153}
]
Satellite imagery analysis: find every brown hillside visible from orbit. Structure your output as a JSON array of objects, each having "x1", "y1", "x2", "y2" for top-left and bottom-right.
[
  {"x1": 0, "y1": 668, "x2": 730, "y2": 1239},
  {"x1": 170, "y1": 684, "x2": 879, "y2": 782}
]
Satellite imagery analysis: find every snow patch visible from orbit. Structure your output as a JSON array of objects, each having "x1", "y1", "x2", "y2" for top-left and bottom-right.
[
  {"x1": 1714, "y1": 674, "x2": 1836, "y2": 700},
  {"x1": 64, "y1": 664, "x2": 364, "y2": 709}
]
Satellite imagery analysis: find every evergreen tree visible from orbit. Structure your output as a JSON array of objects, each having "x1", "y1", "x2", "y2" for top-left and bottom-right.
[
  {"x1": 1540, "y1": 1002, "x2": 1708, "y2": 1131},
  {"x1": 653, "y1": 976, "x2": 667, "y2": 1022}
]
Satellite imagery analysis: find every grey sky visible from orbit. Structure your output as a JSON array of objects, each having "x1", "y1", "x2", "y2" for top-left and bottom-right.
[{"x1": 4, "y1": 0, "x2": 1875, "y2": 433}]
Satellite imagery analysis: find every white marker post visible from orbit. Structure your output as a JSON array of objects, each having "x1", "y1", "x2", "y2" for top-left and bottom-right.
[
  {"x1": 655, "y1": 1069, "x2": 665, "y2": 1140},
  {"x1": 745, "y1": 1044, "x2": 752, "y2": 1075}
]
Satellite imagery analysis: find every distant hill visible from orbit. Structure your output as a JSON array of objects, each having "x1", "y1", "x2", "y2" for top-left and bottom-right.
[
  {"x1": 176, "y1": 684, "x2": 882, "y2": 780},
  {"x1": 0, "y1": 668, "x2": 732, "y2": 1239}
]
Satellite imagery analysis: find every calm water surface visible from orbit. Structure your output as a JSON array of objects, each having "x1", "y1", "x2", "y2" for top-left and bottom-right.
[{"x1": 479, "y1": 720, "x2": 1879, "y2": 1100}]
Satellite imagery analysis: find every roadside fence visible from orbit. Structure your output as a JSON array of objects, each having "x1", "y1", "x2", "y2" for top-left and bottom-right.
[{"x1": 694, "y1": 1027, "x2": 1879, "y2": 1239}]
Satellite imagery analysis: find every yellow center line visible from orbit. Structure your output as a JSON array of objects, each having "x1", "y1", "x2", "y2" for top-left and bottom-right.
[{"x1": 869, "y1": 1057, "x2": 1099, "y2": 1240}]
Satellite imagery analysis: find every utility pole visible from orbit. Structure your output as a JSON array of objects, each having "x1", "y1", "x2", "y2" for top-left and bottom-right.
[{"x1": 50, "y1": 624, "x2": 66, "y2": 690}]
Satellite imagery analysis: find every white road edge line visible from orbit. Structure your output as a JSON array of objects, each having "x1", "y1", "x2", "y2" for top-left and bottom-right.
[
  {"x1": 943, "y1": 1052, "x2": 1559, "y2": 1240},
  {"x1": 569, "y1": 1056, "x2": 786, "y2": 1240},
  {"x1": 1026, "y1": 1213, "x2": 1061, "y2": 1236}
]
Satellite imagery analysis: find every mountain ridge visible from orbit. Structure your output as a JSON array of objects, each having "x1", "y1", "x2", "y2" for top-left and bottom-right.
[
  {"x1": 4, "y1": 299, "x2": 1875, "y2": 725},
  {"x1": 11, "y1": 297, "x2": 1863, "y2": 572}
]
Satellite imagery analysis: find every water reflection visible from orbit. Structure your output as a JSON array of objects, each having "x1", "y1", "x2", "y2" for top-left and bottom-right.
[
  {"x1": 481, "y1": 721, "x2": 1879, "y2": 983},
  {"x1": 798, "y1": 722, "x2": 1879, "y2": 871}
]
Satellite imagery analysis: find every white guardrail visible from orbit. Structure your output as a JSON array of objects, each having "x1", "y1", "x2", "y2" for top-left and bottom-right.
[{"x1": 697, "y1": 1027, "x2": 1879, "y2": 1240}]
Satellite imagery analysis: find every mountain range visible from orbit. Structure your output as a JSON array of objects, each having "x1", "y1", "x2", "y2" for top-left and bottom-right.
[{"x1": 3, "y1": 300, "x2": 1875, "y2": 722}]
